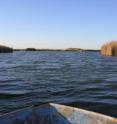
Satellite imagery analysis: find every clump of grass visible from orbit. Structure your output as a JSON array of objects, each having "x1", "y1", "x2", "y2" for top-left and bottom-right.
[{"x1": 101, "y1": 41, "x2": 117, "y2": 56}]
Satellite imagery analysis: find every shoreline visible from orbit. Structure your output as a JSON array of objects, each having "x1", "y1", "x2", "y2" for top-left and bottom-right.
[
  {"x1": 0, "y1": 44, "x2": 100, "y2": 53},
  {"x1": 14, "y1": 48, "x2": 100, "y2": 52}
]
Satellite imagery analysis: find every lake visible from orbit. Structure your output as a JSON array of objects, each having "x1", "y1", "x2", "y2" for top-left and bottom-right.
[{"x1": 0, "y1": 51, "x2": 117, "y2": 117}]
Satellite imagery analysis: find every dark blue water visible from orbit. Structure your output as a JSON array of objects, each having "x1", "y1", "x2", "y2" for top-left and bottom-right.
[{"x1": 0, "y1": 51, "x2": 117, "y2": 117}]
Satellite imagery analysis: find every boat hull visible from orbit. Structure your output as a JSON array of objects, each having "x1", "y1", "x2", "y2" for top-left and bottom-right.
[{"x1": 0, "y1": 103, "x2": 117, "y2": 124}]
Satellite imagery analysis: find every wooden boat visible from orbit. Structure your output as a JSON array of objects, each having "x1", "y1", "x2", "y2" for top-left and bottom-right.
[{"x1": 0, "y1": 103, "x2": 117, "y2": 124}]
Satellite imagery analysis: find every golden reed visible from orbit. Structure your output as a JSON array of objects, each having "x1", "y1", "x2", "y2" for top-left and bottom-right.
[{"x1": 101, "y1": 41, "x2": 117, "y2": 56}]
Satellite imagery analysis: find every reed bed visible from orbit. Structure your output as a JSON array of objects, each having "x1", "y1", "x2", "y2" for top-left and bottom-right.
[
  {"x1": 0, "y1": 45, "x2": 13, "y2": 53},
  {"x1": 101, "y1": 41, "x2": 117, "y2": 56}
]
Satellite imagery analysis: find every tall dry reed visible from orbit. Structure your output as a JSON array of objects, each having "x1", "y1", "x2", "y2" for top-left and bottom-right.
[{"x1": 101, "y1": 41, "x2": 117, "y2": 56}]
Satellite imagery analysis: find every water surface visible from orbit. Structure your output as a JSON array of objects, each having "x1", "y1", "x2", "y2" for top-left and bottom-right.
[{"x1": 0, "y1": 51, "x2": 117, "y2": 117}]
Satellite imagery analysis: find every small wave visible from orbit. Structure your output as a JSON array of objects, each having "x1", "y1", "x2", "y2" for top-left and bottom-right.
[
  {"x1": 82, "y1": 87, "x2": 103, "y2": 92},
  {"x1": 0, "y1": 90, "x2": 31, "y2": 99},
  {"x1": 50, "y1": 88, "x2": 74, "y2": 96}
]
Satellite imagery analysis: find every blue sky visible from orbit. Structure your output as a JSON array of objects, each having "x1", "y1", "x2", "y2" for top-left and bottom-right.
[{"x1": 0, "y1": 0, "x2": 117, "y2": 49}]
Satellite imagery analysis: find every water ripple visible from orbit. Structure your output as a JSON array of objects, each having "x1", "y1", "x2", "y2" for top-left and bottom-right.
[{"x1": 0, "y1": 51, "x2": 117, "y2": 117}]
